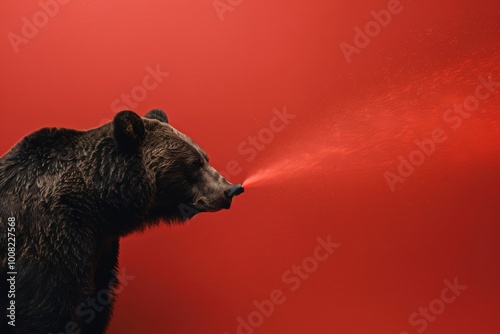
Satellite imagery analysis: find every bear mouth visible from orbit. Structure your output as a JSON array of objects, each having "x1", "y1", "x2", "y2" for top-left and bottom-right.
[{"x1": 194, "y1": 197, "x2": 232, "y2": 212}]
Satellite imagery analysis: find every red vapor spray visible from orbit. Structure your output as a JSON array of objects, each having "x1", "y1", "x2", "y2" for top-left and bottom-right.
[{"x1": 242, "y1": 50, "x2": 500, "y2": 190}]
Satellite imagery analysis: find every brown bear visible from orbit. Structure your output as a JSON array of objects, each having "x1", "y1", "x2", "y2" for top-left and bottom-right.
[{"x1": 0, "y1": 109, "x2": 243, "y2": 334}]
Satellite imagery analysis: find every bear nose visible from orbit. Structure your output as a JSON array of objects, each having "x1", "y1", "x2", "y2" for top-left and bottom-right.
[{"x1": 225, "y1": 184, "x2": 245, "y2": 198}]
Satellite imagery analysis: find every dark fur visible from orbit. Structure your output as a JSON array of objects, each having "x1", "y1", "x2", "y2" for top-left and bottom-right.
[{"x1": 0, "y1": 110, "x2": 233, "y2": 333}]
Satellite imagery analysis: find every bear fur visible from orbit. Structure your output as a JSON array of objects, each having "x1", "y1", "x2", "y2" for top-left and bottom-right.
[{"x1": 0, "y1": 110, "x2": 237, "y2": 333}]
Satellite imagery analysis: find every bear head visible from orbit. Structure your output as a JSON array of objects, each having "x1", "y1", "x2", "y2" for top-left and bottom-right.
[{"x1": 112, "y1": 109, "x2": 241, "y2": 223}]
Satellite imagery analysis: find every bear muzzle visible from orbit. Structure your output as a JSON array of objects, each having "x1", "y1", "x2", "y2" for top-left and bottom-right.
[{"x1": 194, "y1": 184, "x2": 244, "y2": 212}]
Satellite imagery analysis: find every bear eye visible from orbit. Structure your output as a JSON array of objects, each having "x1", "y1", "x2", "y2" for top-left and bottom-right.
[{"x1": 192, "y1": 157, "x2": 204, "y2": 169}]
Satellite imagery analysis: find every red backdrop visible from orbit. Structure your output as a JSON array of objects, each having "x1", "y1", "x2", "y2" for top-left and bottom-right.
[{"x1": 1, "y1": 0, "x2": 499, "y2": 333}]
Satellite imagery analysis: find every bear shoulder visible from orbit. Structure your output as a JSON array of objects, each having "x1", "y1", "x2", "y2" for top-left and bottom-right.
[
  {"x1": 18, "y1": 127, "x2": 84, "y2": 152},
  {"x1": 0, "y1": 127, "x2": 90, "y2": 194}
]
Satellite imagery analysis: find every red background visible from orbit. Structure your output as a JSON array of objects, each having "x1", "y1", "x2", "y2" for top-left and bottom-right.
[{"x1": 1, "y1": 0, "x2": 499, "y2": 333}]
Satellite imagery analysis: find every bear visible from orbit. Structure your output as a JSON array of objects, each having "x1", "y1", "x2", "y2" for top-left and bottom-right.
[{"x1": 0, "y1": 109, "x2": 243, "y2": 334}]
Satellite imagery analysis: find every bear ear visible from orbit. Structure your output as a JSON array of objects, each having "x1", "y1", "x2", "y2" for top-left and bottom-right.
[
  {"x1": 145, "y1": 109, "x2": 168, "y2": 123},
  {"x1": 113, "y1": 110, "x2": 145, "y2": 150}
]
